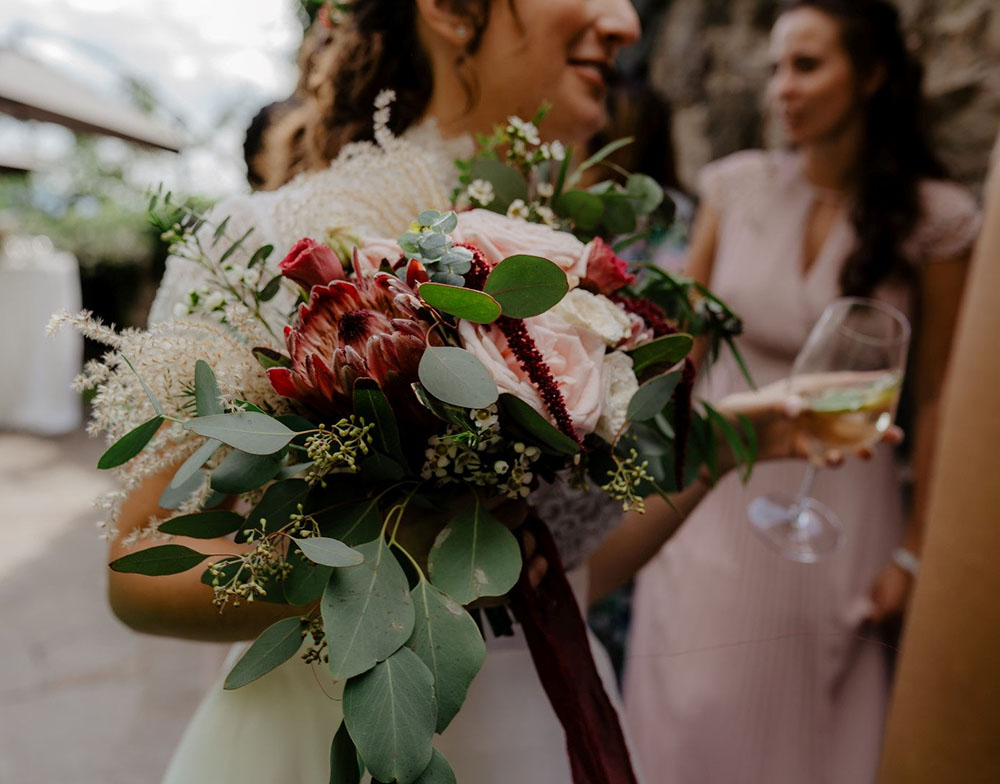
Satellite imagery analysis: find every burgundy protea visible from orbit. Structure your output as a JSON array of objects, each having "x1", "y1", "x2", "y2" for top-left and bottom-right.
[{"x1": 268, "y1": 271, "x2": 437, "y2": 415}]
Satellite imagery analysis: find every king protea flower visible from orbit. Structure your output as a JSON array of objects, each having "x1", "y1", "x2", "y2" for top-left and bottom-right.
[{"x1": 268, "y1": 271, "x2": 437, "y2": 415}]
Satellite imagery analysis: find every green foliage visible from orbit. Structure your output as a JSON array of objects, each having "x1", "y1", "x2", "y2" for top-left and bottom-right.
[
  {"x1": 413, "y1": 751, "x2": 457, "y2": 784},
  {"x1": 343, "y1": 647, "x2": 437, "y2": 784},
  {"x1": 466, "y1": 158, "x2": 528, "y2": 213},
  {"x1": 628, "y1": 333, "x2": 694, "y2": 377},
  {"x1": 322, "y1": 537, "x2": 415, "y2": 680},
  {"x1": 194, "y1": 360, "x2": 224, "y2": 416},
  {"x1": 224, "y1": 617, "x2": 305, "y2": 690},
  {"x1": 498, "y1": 394, "x2": 579, "y2": 455},
  {"x1": 314, "y1": 498, "x2": 385, "y2": 547},
  {"x1": 293, "y1": 536, "x2": 364, "y2": 568},
  {"x1": 170, "y1": 438, "x2": 222, "y2": 489},
  {"x1": 483, "y1": 255, "x2": 569, "y2": 318},
  {"x1": 109, "y1": 544, "x2": 207, "y2": 576},
  {"x1": 157, "y1": 510, "x2": 244, "y2": 538},
  {"x1": 209, "y1": 448, "x2": 287, "y2": 494},
  {"x1": 185, "y1": 412, "x2": 297, "y2": 455},
  {"x1": 627, "y1": 371, "x2": 682, "y2": 423},
  {"x1": 240, "y1": 479, "x2": 309, "y2": 542},
  {"x1": 329, "y1": 722, "x2": 362, "y2": 784},
  {"x1": 417, "y1": 283, "x2": 502, "y2": 324},
  {"x1": 97, "y1": 416, "x2": 164, "y2": 469},
  {"x1": 418, "y1": 347, "x2": 499, "y2": 409},
  {"x1": 353, "y1": 380, "x2": 407, "y2": 467}
]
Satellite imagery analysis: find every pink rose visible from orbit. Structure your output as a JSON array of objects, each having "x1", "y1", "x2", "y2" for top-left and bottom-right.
[
  {"x1": 353, "y1": 238, "x2": 405, "y2": 278},
  {"x1": 450, "y1": 209, "x2": 590, "y2": 278},
  {"x1": 278, "y1": 238, "x2": 345, "y2": 291},
  {"x1": 581, "y1": 237, "x2": 635, "y2": 295},
  {"x1": 458, "y1": 308, "x2": 608, "y2": 436}
]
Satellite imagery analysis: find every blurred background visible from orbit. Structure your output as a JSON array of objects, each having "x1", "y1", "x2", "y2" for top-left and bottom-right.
[{"x1": 0, "y1": 0, "x2": 996, "y2": 781}]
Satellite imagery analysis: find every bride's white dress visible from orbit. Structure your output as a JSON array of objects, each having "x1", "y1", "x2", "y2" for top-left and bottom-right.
[{"x1": 149, "y1": 122, "x2": 636, "y2": 784}]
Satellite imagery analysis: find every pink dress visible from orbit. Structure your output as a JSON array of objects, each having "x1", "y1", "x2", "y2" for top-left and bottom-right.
[{"x1": 623, "y1": 150, "x2": 980, "y2": 784}]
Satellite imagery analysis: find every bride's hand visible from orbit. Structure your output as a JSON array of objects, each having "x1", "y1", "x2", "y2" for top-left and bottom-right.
[{"x1": 715, "y1": 378, "x2": 904, "y2": 466}]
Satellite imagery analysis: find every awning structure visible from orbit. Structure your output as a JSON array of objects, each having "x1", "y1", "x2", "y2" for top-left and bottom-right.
[
  {"x1": 0, "y1": 148, "x2": 41, "y2": 174},
  {"x1": 0, "y1": 47, "x2": 183, "y2": 152}
]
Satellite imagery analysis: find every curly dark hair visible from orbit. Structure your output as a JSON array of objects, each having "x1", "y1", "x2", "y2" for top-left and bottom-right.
[
  {"x1": 297, "y1": 1, "x2": 514, "y2": 169},
  {"x1": 778, "y1": 0, "x2": 947, "y2": 297}
]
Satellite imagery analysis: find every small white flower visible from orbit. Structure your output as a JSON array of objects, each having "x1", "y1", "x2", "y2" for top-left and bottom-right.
[
  {"x1": 536, "y1": 205, "x2": 557, "y2": 226},
  {"x1": 467, "y1": 179, "x2": 496, "y2": 206},
  {"x1": 204, "y1": 291, "x2": 225, "y2": 311},
  {"x1": 242, "y1": 267, "x2": 261, "y2": 287},
  {"x1": 493, "y1": 460, "x2": 510, "y2": 475},
  {"x1": 506, "y1": 199, "x2": 530, "y2": 220},
  {"x1": 536, "y1": 182, "x2": 554, "y2": 199},
  {"x1": 172, "y1": 302, "x2": 189, "y2": 319},
  {"x1": 511, "y1": 139, "x2": 526, "y2": 158},
  {"x1": 549, "y1": 140, "x2": 566, "y2": 161}
]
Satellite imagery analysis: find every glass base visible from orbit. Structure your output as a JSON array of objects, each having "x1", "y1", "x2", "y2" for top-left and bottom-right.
[{"x1": 747, "y1": 493, "x2": 843, "y2": 563}]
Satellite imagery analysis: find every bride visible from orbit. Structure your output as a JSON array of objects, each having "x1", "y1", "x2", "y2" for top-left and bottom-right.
[{"x1": 109, "y1": 1, "x2": 888, "y2": 781}]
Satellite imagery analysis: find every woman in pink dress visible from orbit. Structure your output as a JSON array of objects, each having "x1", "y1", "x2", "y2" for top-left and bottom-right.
[{"x1": 623, "y1": 1, "x2": 981, "y2": 782}]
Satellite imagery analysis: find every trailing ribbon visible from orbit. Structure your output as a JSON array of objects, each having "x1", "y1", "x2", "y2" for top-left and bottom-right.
[{"x1": 509, "y1": 517, "x2": 640, "y2": 784}]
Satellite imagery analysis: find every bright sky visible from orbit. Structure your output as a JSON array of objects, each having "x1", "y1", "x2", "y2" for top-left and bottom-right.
[{"x1": 0, "y1": 0, "x2": 303, "y2": 196}]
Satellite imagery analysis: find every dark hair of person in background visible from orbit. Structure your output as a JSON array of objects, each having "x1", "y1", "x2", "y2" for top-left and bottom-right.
[
  {"x1": 779, "y1": 0, "x2": 947, "y2": 297},
  {"x1": 244, "y1": 97, "x2": 303, "y2": 190}
]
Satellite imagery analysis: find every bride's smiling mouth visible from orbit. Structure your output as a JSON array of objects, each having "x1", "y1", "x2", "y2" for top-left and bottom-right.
[{"x1": 567, "y1": 58, "x2": 612, "y2": 90}]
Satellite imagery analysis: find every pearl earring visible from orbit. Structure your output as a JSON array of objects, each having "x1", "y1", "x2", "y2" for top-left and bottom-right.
[{"x1": 455, "y1": 24, "x2": 468, "y2": 40}]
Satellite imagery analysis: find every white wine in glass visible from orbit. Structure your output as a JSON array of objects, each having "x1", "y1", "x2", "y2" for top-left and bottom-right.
[{"x1": 748, "y1": 298, "x2": 910, "y2": 562}]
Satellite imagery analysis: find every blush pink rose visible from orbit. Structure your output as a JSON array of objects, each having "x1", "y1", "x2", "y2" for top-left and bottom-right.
[
  {"x1": 458, "y1": 308, "x2": 608, "y2": 436},
  {"x1": 450, "y1": 209, "x2": 590, "y2": 278},
  {"x1": 352, "y1": 238, "x2": 405, "y2": 278},
  {"x1": 581, "y1": 237, "x2": 635, "y2": 295},
  {"x1": 278, "y1": 238, "x2": 345, "y2": 291}
]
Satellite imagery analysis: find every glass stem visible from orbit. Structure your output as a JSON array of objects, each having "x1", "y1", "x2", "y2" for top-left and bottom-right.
[{"x1": 792, "y1": 464, "x2": 818, "y2": 529}]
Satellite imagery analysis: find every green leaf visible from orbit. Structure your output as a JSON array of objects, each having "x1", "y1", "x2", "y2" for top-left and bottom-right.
[
  {"x1": 322, "y1": 537, "x2": 415, "y2": 680},
  {"x1": 413, "y1": 751, "x2": 457, "y2": 784},
  {"x1": 210, "y1": 448, "x2": 287, "y2": 494},
  {"x1": 293, "y1": 536, "x2": 364, "y2": 568},
  {"x1": 625, "y1": 173, "x2": 665, "y2": 215},
  {"x1": 223, "y1": 617, "x2": 305, "y2": 690},
  {"x1": 427, "y1": 502, "x2": 522, "y2": 604},
  {"x1": 185, "y1": 412, "x2": 296, "y2": 455},
  {"x1": 704, "y1": 403, "x2": 756, "y2": 482},
  {"x1": 467, "y1": 158, "x2": 528, "y2": 212},
  {"x1": 601, "y1": 193, "x2": 637, "y2": 236},
  {"x1": 109, "y1": 544, "x2": 207, "y2": 576},
  {"x1": 194, "y1": 360, "x2": 224, "y2": 416},
  {"x1": 418, "y1": 283, "x2": 501, "y2": 324},
  {"x1": 252, "y1": 346, "x2": 291, "y2": 371},
  {"x1": 359, "y1": 453, "x2": 407, "y2": 487},
  {"x1": 315, "y1": 498, "x2": 385, "y2": 547},
  {"x1": 627, "y1": 371, "x2": 682, "y2": 422},
  {"x1": 259, "y1": 275, "x2": 283, "y2": 302},
  {"x1": 330, "y1": 721, "x2": 362, "y2": 784},
  {"x1": 159, "y1": 467, "x2": 206, "y2": 510},
  {"x1": 246, "y1": 243, "x2": 274, "y2": 269},
  {"x1": 569, "y1": 136, "x2": 634, "y2": 186},
  {"x1": 98, "y1": 416, "x2": 164, "y2": 469},
  {"x1": 169, "y1": 438, "x2": 222, "y2": 490},
  {"x1": 483, "y1": 255, "x2": 569, "y2": 319},
  {"x1": 218, "y1": 227, "x2": 254, "y2": 265},
  {"x1": 157, "y1": 510, "x2": 244, "y2": 538},
  {"x1": 498, "y1": 393, "x2": 579, "y2": 455},
  {"x1": 343, "y1": 647, "x2": 436, "y2": 784},
  {"x1": 407, "y1": 581, "x2": 485, "y2": 732},
  {"x1": 555, "y1": 190, "x2": 604, "y2": 232},
  {"x1": 120, "y1": 355, "x2": 163, "y2": 416},
  {"x1": 283, "y1": 543, "x2": 333, "y2": 605},
  {"x1": 239, "y1": 479, "x2": 309, "y2": 543},
  {"x1": 353, "y1": 380, "x2": 407, "y2": 467},
  {"x1": 418, "y1": 347, "x2": 498, "y2": 409},
  {"x1": 629, "y1": 333, "x2": 694, "y2": 376}
]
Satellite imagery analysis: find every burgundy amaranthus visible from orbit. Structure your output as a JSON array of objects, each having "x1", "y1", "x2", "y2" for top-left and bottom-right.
[{"x1": 612, "y1": 294, "x2": 674, "y2": 338}]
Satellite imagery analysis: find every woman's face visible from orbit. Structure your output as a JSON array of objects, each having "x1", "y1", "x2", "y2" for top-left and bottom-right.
[
  {"x1": 767, "y1": 7, "x2": 864, "y2": 146},
  {"x1": 468, "y1": 0, "x2": 640, "y2": 145}
]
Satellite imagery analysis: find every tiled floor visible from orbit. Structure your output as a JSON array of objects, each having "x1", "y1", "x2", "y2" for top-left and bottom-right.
[{"x1": 0, "y1": 430, "x2": 228, "y2": 783}]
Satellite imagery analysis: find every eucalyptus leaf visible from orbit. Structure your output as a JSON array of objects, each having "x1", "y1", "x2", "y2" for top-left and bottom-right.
[
  {"x1": 109, "y1": 544, "x2": 207, "y2": 576},
  {"x1": 353, "y1": 380, "x2": 407, "y2": 467},
  {"x1": 411, "y1": 383, "x2": 474, "y2": 430},
  {"x1": 629, "y1": 333, "x2": 694, "y2": 376},
  {"x1": 97, "y1": 416, "x2": 164, "y2": 469},
  {"x1": 330, "y1": 721, "x2": 362, "y2": 784},
  {"x1": 359, "y1": 453, "x2": 407, "y2": 487},
  {"x1": 293, "y1": 536, "x2": 364, "y2": 568},
  {"x1": 427, "y1": 502, "x2": 522, "y2": 604},
  {"x1": 418, "y1": 347, "x2": 498, "y2": 409},
  {"x1": 626, "y1": 173, "x2": 665, "y2": 215},
  {"x1": 315, "y1": 497, "x2": 385, "y2": 547},
  {"x1": 627, "y1": 371, "x2": 682, "y2": 423},
  {"x1": 224, "y1": 617, "x2": 305, "y2": 690},
  {"x1": 555, "y1": 190, "x2": 604, "y2": 232},
  {"x1": 601, "y1": 193, "x2": 637, "y2": 236},
  {"x1": 322, "y1": 537, "x2": 415, "y2": 680},
  {"x1": 407, "y1": 581, "x2": 485, "y2": 732},
  {"x1": 120, "y1": 355, "x2": 163, "y2": 416},
  {"x1": 237, "y1": 479, "x2": 309, "y2": 543},
  {"x1": 252, "y1": 346, "x2": 291, "y2": 371},
  {"x1": 210, "y1": 448, "x2": 287, "y2": 495},
  {"x1": 498, "y1": 393, "x2": 580, "y2": 455},
  {"x1": 417, "y1": 283, "x2": 502, "y2": 324},
  {"x1": 343, "y1": 647, "x2": 436, "y2": 784},
  {"x1": 283, "y1": 543, "x2": 333, "y2": 605},
  {"x1": 169, "y1": 438, "x2": 222, "y2": 490},
  {"x1": 185, "y1": 412, "x2": 296, "y2": 455},
  {"x1": 194, "y1": 360, "x2": 224, "y2": 416},
  {"x1": 569, "y1": 136, "x2": 634, "y2": 185},
  {"x1": 159, "y1": 467, "x2": 206, "y2": 510},
  {"x1": 157, "y1": 510, "x2": 244, "y2": 538},
  {"x1": 413, "y1": 751, "x2": 457, "y2": 784},
  {"x1": 483, "y1": 255, "x2": 568, "y2": 319},
  {"x1": 467, "y1": 158, "x2": 528, "y2": 212}
]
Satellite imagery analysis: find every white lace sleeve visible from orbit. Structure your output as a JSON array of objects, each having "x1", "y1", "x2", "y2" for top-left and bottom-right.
[{"x1": 530, "y1": 474, "x2": 625, "y2": 570}]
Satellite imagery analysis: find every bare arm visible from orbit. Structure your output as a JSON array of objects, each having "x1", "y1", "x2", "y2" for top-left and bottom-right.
[
  {"x1": 684, "y1": 202, "x2": 721, "y2": 370},
  {"x1": 107, "y1": 467, "x2": 313, "y2": 642}
]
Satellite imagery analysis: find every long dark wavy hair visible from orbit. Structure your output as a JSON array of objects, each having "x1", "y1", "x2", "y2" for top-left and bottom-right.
[
  {"x1": 778, "y1": 0, "x2": 947, "y2": 296},
  {"x1": 297, "y1": 1, "x2": 509, "y2": 169}
]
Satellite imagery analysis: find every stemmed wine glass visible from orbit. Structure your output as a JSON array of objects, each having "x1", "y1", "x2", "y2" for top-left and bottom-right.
[{"x1": 747, "y1": 297, "x2": 911, "y2": 562}]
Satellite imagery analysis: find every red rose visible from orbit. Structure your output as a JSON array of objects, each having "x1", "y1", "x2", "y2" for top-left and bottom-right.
[
  {"x1": 582, "y1": 237, "x2": 635, "y2": 295},
  {"x1": 278, "y1": 238, "x2": 346, "y2": 292}
]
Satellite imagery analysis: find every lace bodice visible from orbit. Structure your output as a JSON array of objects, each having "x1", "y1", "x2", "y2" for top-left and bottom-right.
[{"x1": 148, "y1": 120, "x2": 623, "y2": 570}]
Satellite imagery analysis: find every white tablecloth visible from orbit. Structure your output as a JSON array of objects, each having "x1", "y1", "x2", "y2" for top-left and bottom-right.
[{"x1": 0, "y1": 237, "x2": 83, "y2": 434}]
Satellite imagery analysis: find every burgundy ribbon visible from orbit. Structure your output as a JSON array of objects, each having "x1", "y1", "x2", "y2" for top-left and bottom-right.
[{"x1": 509, "y1": 517, "x2": 640, "y2": 784}]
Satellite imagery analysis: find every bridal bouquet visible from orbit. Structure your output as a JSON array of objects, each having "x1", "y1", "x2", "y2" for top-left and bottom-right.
[{"x1": 53, "y1": 111, "x2": 751, "y2": 784}]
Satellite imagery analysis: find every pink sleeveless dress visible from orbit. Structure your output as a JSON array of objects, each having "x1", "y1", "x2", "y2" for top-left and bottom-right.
[{"x1": 623, "y1": 150, "x2": 980, "y2": 784}]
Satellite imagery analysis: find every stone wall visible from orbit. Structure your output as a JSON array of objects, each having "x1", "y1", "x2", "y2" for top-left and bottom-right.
[{"x1": 643, "y1": 0, "x2": 1000, "y2": 194}]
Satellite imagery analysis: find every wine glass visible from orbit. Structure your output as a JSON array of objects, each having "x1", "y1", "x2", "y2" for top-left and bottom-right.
[{"x1": 747, "y1": 297, "x2": 911, "y2": 562}]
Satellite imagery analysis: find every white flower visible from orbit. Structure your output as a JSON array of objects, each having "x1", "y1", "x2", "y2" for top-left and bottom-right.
[
  {"x1": 242, "y1": 267, "x2": 261, "y2": 287},
  {"x1": 549, "y1": 288, "x2": 632, "y2": 346},
  {"x1": 506, "y1": 199, "x2": 531, "y2": 220},
  {"x1": 549, "y1": 141, "x2": 566, "y2": 161},
  {"x1": 595, "y1": 351, "x2": 639, "y2": 443},
  {"x1": 172, "y1": 302, "x2": 189, "y2": 319},
  {"x1": 374, "y1": 89, "x2": 396, "y2": 109},
  {"x1": 467, "y1": 179, "x2": 496, "y2": 207},
  {"x1": 204, "y1": 291, "x2": 225, "y2": 311},
  {"x1": 536, "y1": 205, "x2": 557, "y2": 226},
  {"x1": 536, "y1": 182, "x2": 554, "y2": 199}
]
